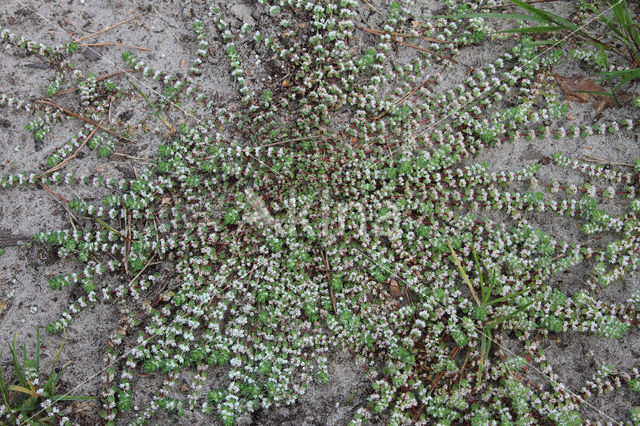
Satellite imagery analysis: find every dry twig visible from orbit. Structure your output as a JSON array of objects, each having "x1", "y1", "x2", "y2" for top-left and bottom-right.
[
  {"x1": 34, "y1": 100, "x2": 134, "y2": 143},
  {"x1": 74, "y1": 11, "x2": 147, "y2": 43},
  {"x1": 322, "y1": 250, "x2": 338, "y2": 314},
  {"x1": 580, "y1": 154, "x2": 634, "y2": 167},
  {"x1": 79, "y1": 42, "x2": 151, "y2": 52},
  {"x1": 359, "y1": 26, "x2": 445, "y2": 43},
  {"x1": 37, "y1": 126, "x2": 99, "y2": 179}
]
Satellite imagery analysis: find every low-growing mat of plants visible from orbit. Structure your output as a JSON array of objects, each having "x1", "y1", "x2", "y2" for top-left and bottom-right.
[{"x1": 0, "y1": 0, "x2": 640, "y2": 424}]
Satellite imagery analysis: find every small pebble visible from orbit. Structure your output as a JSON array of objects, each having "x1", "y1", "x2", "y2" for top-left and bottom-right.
[{"x1": 83, "y1": 46, "x2": 102, "y2": 61}]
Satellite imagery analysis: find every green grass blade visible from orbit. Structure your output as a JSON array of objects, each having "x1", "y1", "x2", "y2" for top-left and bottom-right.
[
  {"x1": 613, "y1": 1, "x2": 635, "y2": 53},
  {"x1": 574, "y1": 89, "x2": 613, "y2": 98},
  {"x1": 35, "y1": 329, "x2": 40, "y2": 372},
  {"x1": 487, "y1": 267, "x2": 496, "y2": 303},
  {"x1": 579, "y1": 39, "x2": 617, "y2": 52},
  {"x1": 499, "y1": 25, "x2": 563, "y2": 34},
  {"x1": 477, "y1": 327, "x2": 492, "y2": 384},
  {"x1": 53, "y1": 366, "x2": 67, "y2": 389},
  {"x1": 51, "y1": 394, "x2": 96, "y2": 402},
  {"x1": 508, "y1": 0, "x2": 579, "y2": 31},
  {"x1": 611, "y1": 0, "x2": 640, "y2": 61},
  {"x1": 599, "y1": 46, "x2": 610, "y2": 70},
  {"x1": 486, "y1": 294, "x2": 543, "y2": 328},
  {"x1": 487, "y1": 283, "x2": 535, "y2": 306},
  {"x1": 472, "y1": 247, "x2": 490, "y2": 305},
  {"x1": 530, "y1": 39, "x2": 565, "y2": 46},
  {"x1": 8, "y1": 384, "x2": 37, "y2": 397},
  {"x1": 602, "y1": 68, "x2": 639, "y2": 77},
  {"x1": 92, "y1": 216, "x2": 126, "y2": 240},
  {"x1": 619, "y1": 1, "x2": 640, "y2": 61},
  {"x1": 448, "y1": 238, "x2": 481, "y2": 306},
  {"x1": 597, "y1": 6, "x2": 625, "y2": 39},
  {"x1": 436, "y1": 12, "x2": 546, "y2": 23},
  {"x1": 613, "y1": 1, "x2": 628, "y2": 29},
  {"x1": 0, "y1": 365, "x2": 14, "y2": 413},
  {"x1": 584, "y1": 2, "x2": 623, "y2": 39},
  {"x1": 9, "y1": 335, "x2": 28, "y2": 387},
  {"x1": 45, "y1": 332, "x2": 65, "y2": 394},
  {"x1": 610, "y1": 68, "x2": 640, "y2": 88}
]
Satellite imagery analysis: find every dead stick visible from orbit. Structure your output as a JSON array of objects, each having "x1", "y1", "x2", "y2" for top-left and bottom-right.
[
  {"x1": 39, "y1": 0, "x2": 76, "y2": 36},
  {"x1": 124, "y1": 202, "x2": 131, "y2": 277},
  {"x1": 359, "y1": 26, "x2": 445, "y2": 43},
  {"x1": 41, "y1": 183, "x2": 131, "y2": 242},
  {"x1": 396, "y1": 74, "x2": 438, "y2": 105},
  {"x1": 34, "y1": 100, "x2": 134, "y2": 143},
  {"x1": 40, "y1": 183, "x2": 69, "y2": 203},
  {"x1": 395, "y1": 39, "x2": 473, "y2": 69},
  {"x1": 369, "y1": 74, "x2": 439, "y2": 121},
  {"x1": 38, "y1": 70, "x2": 137, "y2": 99},
  {"x1": 363, "y1": 0, "x2": 378, "y2": 12},
  {"x1": 127, "y1": 255, "x2": 156, "y2": 288},
  {"x1": 360, "y1": 25, "x2": 470, "y2": 68},
  {"x1": 260, "y1": 135, "x2": 324, "y2": 148},
  {"x1": 459, "y1": 348, "x2": 471, "y2": 377},
  {"x1": 323, "y1": 250, "x2": 337, "y2": 314},
  {"x1": 62, "y1": 203, "x2": 78, "y2": 233},
  {"x1": 112, "y1": 152, "x2": 148, "y2": 161},
  {"x1": 580, "y1": 154, "x2": 634, "y2": 167},
  {"x1": 80, "y1": 42, "x2": 151, "y2": 52},
  {"x1": 493, "y1": 0, "x2": 563, "y2": 9},
  {"x1": 151, "y1": 7, "x2": 181, "y2": 45},
  {"x1": 429, "y1": 347, "x2": 460, "y2": 394},
  {"x1": 552, "y1": 238, "x2": 599, "y2": 261},
  {"x1": 413, "y1": 404, "x2": 425, "y2": 422},
  {"x1": 41, "y1": 183, "x2": 79, "y2": 232},
  {"x1": 37, "y1": 126, "x2": 99, "y2": 179},
  {"x1": 126, "y1": 77, "x2": 175, "y2": 132},
  {"x1": 74, "y1": 11, "x2": 147, "y2": 43}
]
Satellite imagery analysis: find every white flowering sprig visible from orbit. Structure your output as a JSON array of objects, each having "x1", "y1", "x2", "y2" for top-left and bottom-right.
[
  {"x1": 1, "y1": 0, "x2": 640, "y2": 424},
  {"x1": 0, "y1": 25, "x2": 77, "y2": 57}
]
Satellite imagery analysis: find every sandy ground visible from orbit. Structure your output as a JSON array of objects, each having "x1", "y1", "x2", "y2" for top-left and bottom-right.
[{"x1": 0, "y1": 0, "x2": 639, "y2": 424}]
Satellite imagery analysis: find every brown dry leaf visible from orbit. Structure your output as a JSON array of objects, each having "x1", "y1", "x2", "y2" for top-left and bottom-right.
[
  {"x1": 554, "y1": 74, "x2": 622, "y2": 116},
  {"x1": 66, "y1": 399, "x2": 96, "y2": 417},
  {"x1": 389, "y1": 279, "x2": 402, "y2": 298}
]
